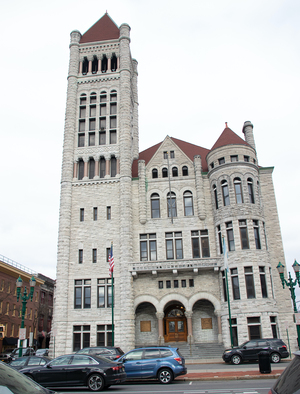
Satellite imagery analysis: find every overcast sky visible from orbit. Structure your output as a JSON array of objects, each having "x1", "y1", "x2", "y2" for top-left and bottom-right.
[{"x1": 1, "y1": 0, "x2": 299, "y2": 298}]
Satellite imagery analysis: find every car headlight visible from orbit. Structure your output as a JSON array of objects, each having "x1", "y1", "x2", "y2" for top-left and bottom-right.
[{"x1": 224, "y1": 350, "x2": 232, "y2": 354}]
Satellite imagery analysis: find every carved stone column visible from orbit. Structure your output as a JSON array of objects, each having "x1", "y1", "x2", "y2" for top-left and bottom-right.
[
  {"x1": 73, "y1": 159, "x2": 78, "y2": 179},
  {"x1": 83, "y1": 156, "x2": 89, "y2": 180},
  {"x1": 138, "y1": 160, "x2": 146, "y2": 224},
  {"x1": 105, "y1": 154, "x2": 110, "y2": 177},
  {"x1": 185, "y1": 310, "x2": 194, "y2": 344},
  {"x1": 94, "y1": 155, "x2": 100, "y2": 179},
  {"x1": 194, "y1": 155, "x2": 206, "y2": 220},
  {"x1": 79, "y1": 61, "x2": 83, "y2": 74},
  {"x1": 98, "y1": 59, "x2": 101, "y2": 73},
  {"x1": 214, "y1": 309, "x2": 223, "y2": 343},
  {"x1": 156, "y1": 312, "x2": 165, "y2": 345},
  {"x1": 107, "y1": 57, "x2": 111, "y2": 72}
]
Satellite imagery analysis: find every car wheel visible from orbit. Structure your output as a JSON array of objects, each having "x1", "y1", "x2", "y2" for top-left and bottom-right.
[
  {"x1": 271, "y1": 353, "x2": 281, "y2": 363},
  {"x1": 158, "y1": 368, "x2": 173, "y2": 384},
  {"x1": 87, "y1": 373, "x2": 105, "y2": 392},
  {"x1": 231, "y1": 354, "x2": 242, "y2": 365}
]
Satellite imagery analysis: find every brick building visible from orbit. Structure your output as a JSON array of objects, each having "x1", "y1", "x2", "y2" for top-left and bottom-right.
[
  {"x1": 0, "y1": 256, "x2": 54, "y2": 352},
  {"x1": 51, "y1": 13, "x2": 296, "y2": 356}
]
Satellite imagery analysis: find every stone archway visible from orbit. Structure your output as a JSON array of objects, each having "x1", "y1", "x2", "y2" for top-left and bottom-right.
[
  {"x1": 163, "y1": 302, "x2": 187, "y2": 343},
  {"x1": 135, "y1": 302, "x2": 158, "y2": 347},
  {"x1": 192, "y1": 299, "x2": 218, "y2": 343}
]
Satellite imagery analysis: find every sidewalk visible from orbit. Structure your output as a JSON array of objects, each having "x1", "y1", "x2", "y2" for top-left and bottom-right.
[{"x1": 177, "y1": 358, "x2": 289, "y2": 381}]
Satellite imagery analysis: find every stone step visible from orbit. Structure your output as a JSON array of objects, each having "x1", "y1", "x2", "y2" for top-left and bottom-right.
[{"x1": 166, "y1": 342, "x2": 225, "y2": 359}]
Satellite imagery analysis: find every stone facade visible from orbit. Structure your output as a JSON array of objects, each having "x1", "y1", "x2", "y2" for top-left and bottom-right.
[{"x1": 51, "y1": 14, "x2": 297, "y2": 357}]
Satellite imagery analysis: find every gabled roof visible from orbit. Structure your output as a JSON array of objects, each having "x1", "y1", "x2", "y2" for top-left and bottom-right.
[
  {"x1": 132, "y1": 137, "x2": 210, "y2": 177},
  {"x1": 210, "y1": 127, "x2": 250, "y2": 151},
  {"x1": 80, "y1": 13, "x2": 120, "y2": 44}
]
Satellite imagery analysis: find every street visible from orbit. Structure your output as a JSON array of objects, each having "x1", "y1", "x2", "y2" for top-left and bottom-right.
[{"x1": 48, "y1": 379, "x2": 275, "y2": 393}]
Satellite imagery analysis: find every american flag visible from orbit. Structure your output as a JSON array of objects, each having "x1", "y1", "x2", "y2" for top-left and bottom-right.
[{"x1": 109, "y1": 243, "x2": 114, "y2": 277}]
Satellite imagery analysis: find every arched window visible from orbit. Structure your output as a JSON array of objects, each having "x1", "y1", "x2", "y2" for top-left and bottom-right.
[
  {"x1": 100, "y1": 157, "x2": 106, "y2": 178},
  {"x1": 89, "y1": 158, "x2": 95, "y2": 179},
  {"x1": 221, "y1": 180, "x2": 230, "y2": 206},
  {"x1": 101, "y1": 55, "x2": 107, "y2": 73},
  {"x1": 111, "y1": 156, "x2": 117, "y2": 177},
  {"x1": 234, "y1": 177, "x2": 243, "y2": 204},
  {"x1": 151, "y1": 193, "x2": 160, "y2": 218},
  {"x1": 213, "y1": 184, "x2": 218, "y2": 209},
  {"x1": 172, "y1": 167, "x2": 178, "y2": 177},
  {"x1": 182, "y1": 166, "x2": 188, "y2": 176},
  {"x1": 78, "y1": 159, "x2": 84, "y2": 180},
  {"x1": 111, "y1": 54, "x2": 117, "y2": 71},
  {"x1": 162, "y1": 168, "x2": 168, "y2": 178},
  {"x1": 167, "y1": 192, "x2": 177, "y2": 218},
  {"x1": 183, "y1": 191, "x2": 193, "y2": 216},
  {"x1": 92, "y1": 55, "x2": 98, "y2": 74},
  {"x1": 90, "y1": 92, "x2": 96, "y2": 104},
  {"x1": 152, "y1": 169, "x2": 158, "y2": 179},
  {"x1": 82, "y1": 57, "x2": 88, "y2": 75},
  {"x1": 247, "y1": 178, "x2": 255, "y2": 203}
]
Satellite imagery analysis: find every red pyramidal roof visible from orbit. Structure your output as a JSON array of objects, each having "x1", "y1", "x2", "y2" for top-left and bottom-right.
[
  {"x1": 80, "y1": 13, "x2": 120, "y2": 44},
  {"x1": 210, "y1": 127, "x2": 250, "y2": 151}
]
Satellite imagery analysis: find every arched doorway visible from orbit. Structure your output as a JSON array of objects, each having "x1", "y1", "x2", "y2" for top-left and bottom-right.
[{"x1": 164, "y1": 303, "x2": 187, "y2": 342}]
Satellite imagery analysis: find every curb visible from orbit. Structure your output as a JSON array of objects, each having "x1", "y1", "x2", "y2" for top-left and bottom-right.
[{"x1": 177, "y1": 371, "x2": 284, "y2": 381}]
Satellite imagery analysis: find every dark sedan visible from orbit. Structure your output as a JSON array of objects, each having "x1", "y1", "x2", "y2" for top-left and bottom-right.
[
  {"x1": 19, "y1": 354, "x2": 126, "y2": 392},
  {"x1": 0, "y1": 361, "x2": 56, "y2": 394},
  {"x1": 9, "y1": 356, "x2": 51, "y2": 371}
]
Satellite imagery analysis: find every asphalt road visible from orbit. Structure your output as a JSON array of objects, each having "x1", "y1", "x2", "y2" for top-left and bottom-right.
[{"x1": 52, "y1": 378, "x2": 275, "y2": 393}]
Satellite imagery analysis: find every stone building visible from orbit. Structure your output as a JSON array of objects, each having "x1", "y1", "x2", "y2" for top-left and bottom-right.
[{"x1": 51, "y1": 13, "x2": 296, "y2": 356}]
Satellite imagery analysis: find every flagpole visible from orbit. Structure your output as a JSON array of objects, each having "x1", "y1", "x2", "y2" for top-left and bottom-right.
[
  {"x1": 111, "y1": 269, "x2": 114, "y2": 346},
  {"x1": 223, "y1": 236, "x2": 234, "y2": 348}
]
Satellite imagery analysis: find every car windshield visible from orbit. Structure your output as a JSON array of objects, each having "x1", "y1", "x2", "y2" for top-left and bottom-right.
[
  {"x1": 272, "y1": 355, "x2": 300, "y2": 394},
  {"x1": 0, "y1": 362, "x2": 47, "y2": 394}
]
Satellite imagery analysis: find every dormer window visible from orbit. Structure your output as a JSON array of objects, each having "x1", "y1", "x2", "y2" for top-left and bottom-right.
[
  {"x1": 172, "y1": 167, "x2": 178, "y2": 177},
  {"x1": 152, "y1": 169, "x2": 158, "y2": 179},
  {"x1": 182, "y1": 166, "x2": 188, "y2": 176}
]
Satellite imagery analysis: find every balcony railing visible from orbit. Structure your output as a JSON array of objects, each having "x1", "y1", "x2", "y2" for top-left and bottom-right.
[
  {"x1": 130, "y1": 258, "x2": 221, "y2": 275},
  {"x1": 0, "y1": 254, "x2": 37, "y2": 276}
]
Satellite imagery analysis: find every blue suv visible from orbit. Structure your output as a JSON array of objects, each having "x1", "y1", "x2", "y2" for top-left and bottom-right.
[{"x1": 119, "y1": 346, "x2": 187, "y2": 384}]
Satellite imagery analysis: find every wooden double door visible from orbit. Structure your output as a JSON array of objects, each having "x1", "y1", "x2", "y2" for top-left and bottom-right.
[{"x1": 164, "y1": 316, "x2": 187, "y2": 342}]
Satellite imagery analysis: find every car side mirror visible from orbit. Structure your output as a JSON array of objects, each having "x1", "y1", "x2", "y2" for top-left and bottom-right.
[
  {"x1": 243, "y1": 346, "x2": 246, "y2": 349},
  {"x1": 122, "y1": 358, "x2": 127, "y2": 362},
  {"x1": 46, "y1": 364, "x2": 52, "y2": 369}
]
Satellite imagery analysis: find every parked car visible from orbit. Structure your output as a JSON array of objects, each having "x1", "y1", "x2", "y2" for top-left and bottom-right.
[
  {"x1": 36, "y1": 349, "x2": 49, "y2": 357},
  {"x1": 270, "y1": 351, "x2": 300, "y2": 393},
  {"x1": 19, "y1": 353, "x2": 126, "y2": 391},
  {"x1": 0, "y1": 348, "x2": 15, "y2": 363},
  {"x1": 0, "y1": 361, "x2": 56, "y2": 394},
  {"x1": 76, "y1": 346, "x2": 124, "y2": 361},
  {"x1": 119, "y1": 346, "x2": 187, "y2": 384},
  {"x1": 9, "y1": 356, "x2": 51, "y2": 371},
  {"x1": 222, "y1": 338, "x2": 289, "y2": 365},
  {"x1": 0, "y1": 347, "x2": 35, "y2": 363}
]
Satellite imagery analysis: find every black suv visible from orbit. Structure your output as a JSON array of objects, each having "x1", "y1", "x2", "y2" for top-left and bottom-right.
[
  {"x1": 270, "y1": 351, "x2": 300, "y2": 393},
  {"x1": 222, "y1": 338, "x2": 289, "y2": 364},
  {"x1": 76, "y1": 346, "x2": 124, "y2": 361}
]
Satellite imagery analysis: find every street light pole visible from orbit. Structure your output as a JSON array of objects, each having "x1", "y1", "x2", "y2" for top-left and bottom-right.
[
  {"x1": 16, "y1": 276, "x2": 36, "y2": 357},
  {"x1": 276, "y1": 261, "x2": 300, "y2": 350}
]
